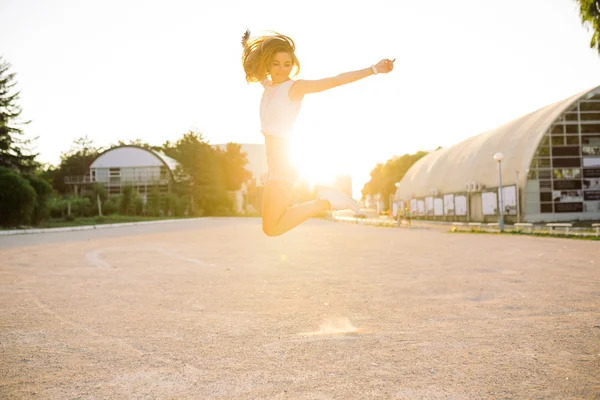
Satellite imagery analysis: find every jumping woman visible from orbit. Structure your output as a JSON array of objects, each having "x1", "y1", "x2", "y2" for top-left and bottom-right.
[{"x1": 241, "y1": 30, "x2": 395, "y2": 237}]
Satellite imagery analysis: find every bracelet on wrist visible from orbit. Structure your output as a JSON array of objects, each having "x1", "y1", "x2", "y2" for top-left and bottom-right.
[{"x1": 371, "y1": 65, "x2": 378, "y2": 75}]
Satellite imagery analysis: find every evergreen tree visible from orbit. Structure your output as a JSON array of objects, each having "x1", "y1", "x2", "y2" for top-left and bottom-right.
[{"x1": 0, "y1": 57, "x2": 38, "y2": 173}]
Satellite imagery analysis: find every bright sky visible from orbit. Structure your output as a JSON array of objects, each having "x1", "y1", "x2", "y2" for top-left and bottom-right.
[{"x1": 1, "y1": 0, "x2": 599, "y2": 198}]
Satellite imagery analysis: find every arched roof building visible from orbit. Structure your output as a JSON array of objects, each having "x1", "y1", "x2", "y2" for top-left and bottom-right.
[
  {"x1": 395, "y1": 85, "x2": 600, "y2": 223},
  {"x1": 89, "y1": 145, "x2": 179, "y2": 198},
  {"x1": 90, "y1": 146, "x2": 178, "y2": 177}
]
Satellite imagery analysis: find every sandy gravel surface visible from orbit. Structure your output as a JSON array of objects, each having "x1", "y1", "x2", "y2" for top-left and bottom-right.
[{"x1": 1, "y1": 218, "x2": 599, "y2": 399}]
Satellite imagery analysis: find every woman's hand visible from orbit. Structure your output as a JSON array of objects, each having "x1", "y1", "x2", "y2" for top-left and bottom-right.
[{"x1": 374, "y1": 58, "x2": 395, "y2": 74}]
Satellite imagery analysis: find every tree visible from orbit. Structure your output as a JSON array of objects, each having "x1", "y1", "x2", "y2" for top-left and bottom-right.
[
  {"x1": 120, "y1": 185, "x2": 137, "y2": 215},
  {"x1": 50, "y1": 136, "x2": 101, "y2": 194},
  {"x1": 218, "y1": 142, "x2": 252, "y2": 191},
  {"x1": 361, "y1": 151, "x2": 429, "y2": 209},
  {"x1": 110, "y1": 138, "x2": 159, "y2": 151},
  {"x1": 162, "y1": 130, "x2": 231, "y2": 215},
  {"x1": 576, "y1": 0, "x2": 600, "y2": 55},
  {"x1": 0, "y1": 167, "x2": 37, "y2": 227},
  {"x1": 26, "y1": 173, "x2": 55, "y2": 225},
  {"x1": 0, "y1": 57, "x2": 38, "y2": 173},
  {"x1": 89, "y1": 182, "x2": 108, "y2": 216},
  {"x1": 147, "y1": 185, "x2": 162, "y2": 216}
]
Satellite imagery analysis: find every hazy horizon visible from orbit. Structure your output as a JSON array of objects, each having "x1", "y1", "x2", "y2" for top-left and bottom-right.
[{"x1": 1, "y1": 0, "x2": 599, "y2": 197}]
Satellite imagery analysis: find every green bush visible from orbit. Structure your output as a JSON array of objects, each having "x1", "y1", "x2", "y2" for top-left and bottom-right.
[
  {"x1": 0, "y1": 167, "x2": 37, "y2": 227},
  {"x1": 48, "y1": 195, "x2": 97, "y2": 219},
  {"x1": 102, "y1": 196, "x2": 120, "y2": 215},
  {"x1": 25, "y1": 174, "x2": 55, "y2": 225},
  {"x1": 147, "y1": 186, "x2": 162, "y2": 216},
  {"x1": 48, "y1": 195, "x2": 68, "y2": 218},
  {"x1": 135, "y1": 196, "x2": 144, "y2": 216},
  {"x1": 69, "y1": 196, "x2": 94, "y2": 217},
  {"x1": 163, "y1": 193, "x2": 187, "y2": 217},
  {"x1": 86, "y1": 183, "x2": 108, "y2": 216},
  {"x1": 120, "y1": 186, "x2": 137, "y2": 215}
]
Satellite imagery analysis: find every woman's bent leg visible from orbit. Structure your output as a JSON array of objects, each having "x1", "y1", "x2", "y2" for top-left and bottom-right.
[{"x1": 261, "y1": 180, "x2": 329, "y2": 237}]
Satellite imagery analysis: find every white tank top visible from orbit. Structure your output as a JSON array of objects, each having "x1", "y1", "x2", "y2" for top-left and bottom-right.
[{"x1": 260, "y1": 79, "x2": 302, "y2": 138}]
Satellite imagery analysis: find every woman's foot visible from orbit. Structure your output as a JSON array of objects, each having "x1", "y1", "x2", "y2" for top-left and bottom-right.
[{"x1": 317, "y1": 186, "x2": 360, "y2": 211}]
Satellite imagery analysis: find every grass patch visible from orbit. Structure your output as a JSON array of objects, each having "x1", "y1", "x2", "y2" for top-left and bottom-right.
[{"x1": 449, "y1": 227, "x2": 600, "y2": 241}]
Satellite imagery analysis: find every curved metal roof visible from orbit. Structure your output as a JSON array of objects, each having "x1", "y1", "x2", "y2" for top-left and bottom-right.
[
  {"x1": 90, "y1": 145, "x2": 179, "y2": 172},
  {"x1": 395, "y1": 85, "x2": 600, "y2": 198},
  {"x1": 148, "y1": 149, "x2": 179, "y2": 171}
]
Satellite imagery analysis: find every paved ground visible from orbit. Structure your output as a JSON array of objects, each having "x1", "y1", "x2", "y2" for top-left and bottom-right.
[{"x1": 1, "y1": 217, "x2": 599, "y2": 399}]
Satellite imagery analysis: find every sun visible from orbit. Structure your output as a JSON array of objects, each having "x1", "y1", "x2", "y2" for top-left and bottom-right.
[
  {"x1": 290, "y1": 135, "x2": 338, "y2": 188},
  {"x1": 287, "y1": 126, "x2": 371, "y2": 200}
]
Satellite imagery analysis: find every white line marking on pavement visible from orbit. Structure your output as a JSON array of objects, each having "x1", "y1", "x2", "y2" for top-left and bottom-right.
[
  {"x1": 84, "y1": 246, "x2": 216, "y2": 269},
  {"x1": 85, "y1": 248, "x2": 114, "y2": 268},
  {"x1": 156, "y1": 249, "x2": 215, "y2": 267}
]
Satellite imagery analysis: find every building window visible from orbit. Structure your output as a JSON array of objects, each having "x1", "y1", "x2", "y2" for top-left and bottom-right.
[
  {"x1": 109, "y1": 168, "x2": 120, "y2": 185},
  {"x1": 535, "y1": 93, "x2": 600, "y2": 214},
  {"x1": 552, "y1": 146, "x2": 579, "y2": 157},
  {"x1": 540, "y1": 192, "x2": 552, "y2": 202},
  {"x1": 538, "y1": 169, "x2": 552, "y2": 180},
  {"x1": 565, "y1": 124, "x2": 579, "y2": 134}
]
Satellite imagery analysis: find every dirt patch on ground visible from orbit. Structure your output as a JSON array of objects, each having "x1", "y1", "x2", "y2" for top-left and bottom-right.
[{"x1": 1, "y1": 218, "x2": 599, "y2": 399}]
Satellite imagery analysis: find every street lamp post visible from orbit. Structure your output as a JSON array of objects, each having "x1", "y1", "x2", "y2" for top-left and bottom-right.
[
  {"x1": 516, "y1": 170, "x2": 520, "y2": 224},
  {"x1": 493, "y1": 152, "x2": 505, "y2": 232}
]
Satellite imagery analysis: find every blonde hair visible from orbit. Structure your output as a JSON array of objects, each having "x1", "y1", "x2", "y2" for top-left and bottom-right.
[{"x1": 241, "y1": 30, "x2": 300, "y2": 83}]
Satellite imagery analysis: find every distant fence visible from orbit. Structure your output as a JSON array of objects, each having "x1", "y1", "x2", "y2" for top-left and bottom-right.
[
  {"x1": 331, "y1": 215, "x2": 600, "y2": 237},
  {"x1": 64, "y1": 176, "x2": 170, "y2": 185}
]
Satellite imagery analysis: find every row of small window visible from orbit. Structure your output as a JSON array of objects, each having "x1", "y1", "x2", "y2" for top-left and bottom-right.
[
  {"x1": 537, "y1": 181, "x2": 599, "y2": 191},
  {"x1": 560, "y1": 113, "x2": 600, "y2": 122},
  {"x1": 575, "y1": 100, "x2": 600, "y2": 111},
  {"x1": 543, "y1": 134, "x2": 600, "y2": 145},
  {"x1": 539, "y1": 200, "x2": 600, "y2": 213},
  {"x1": 537, "y1": 135, "x2": 600, "y2": 151},
  {"x1": 559, "y1": 98, "x2": 600, "y2": 114},
  {"x1": 550, "y1": 136, "x2": 581, "y2": 146},
  {"x1": 532, "y1": 158, "x2": 600, "y2": 172},
  {"x1": 528, "y1": 167, "x2": 600, "y2": 180},
  {"x1": 101, "y1": 167, "x2": 169, "y2": 177},
  {"x1": 530, "y1": 157, "x2": 582, "y2": 169},
  {"x1": 107, "y1": 186, "x2": 170, "y2": 195},
  {"x1": 539, "y1": 203, "x2": 597, "y2": 214},
  {"x1": 540, "y1": 189, "x2": 600, "y2": 202},
  {"x1": 535, "y1": 146, "x2": 600, "y2": 158},
  {"x1": 550, "y1": 124, "x2": 600, "y2": 135}
]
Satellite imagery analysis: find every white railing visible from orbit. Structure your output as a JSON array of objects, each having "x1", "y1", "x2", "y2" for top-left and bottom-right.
[
  {"x1": 65, "y1": 175, "x2": 170, "y2": 185},
  {"x1": 64, "y1": 176, "x2": 94, "y2": 184}
]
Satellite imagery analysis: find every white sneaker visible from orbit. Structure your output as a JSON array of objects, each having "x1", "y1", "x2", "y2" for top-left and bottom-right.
[{"x1": 317, "y1": 186, "x2": 360, "y2": 211}]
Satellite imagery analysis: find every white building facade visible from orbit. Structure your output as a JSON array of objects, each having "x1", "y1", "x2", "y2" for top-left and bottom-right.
[
  {"x1": 394, "y1": 85, "x2": 600, "y2": 223},
  {"x1": 66, "y1": 145, "x2": 178, "y2": 202}
]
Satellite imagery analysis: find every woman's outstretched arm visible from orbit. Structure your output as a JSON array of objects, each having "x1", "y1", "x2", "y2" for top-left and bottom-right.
[{"x1": 289, "y1": 58, "x2": 395, "y2": 99}]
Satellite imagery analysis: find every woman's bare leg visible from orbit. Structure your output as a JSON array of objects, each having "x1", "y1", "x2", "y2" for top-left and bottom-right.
[{"x1": 261, "y1": 180, "x2": 329, "y2": 237}]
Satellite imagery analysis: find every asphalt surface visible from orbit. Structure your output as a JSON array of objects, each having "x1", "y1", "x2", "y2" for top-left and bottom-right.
[{"x1": 1, "y1": 217, "x2": 599, "y2": 399}]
